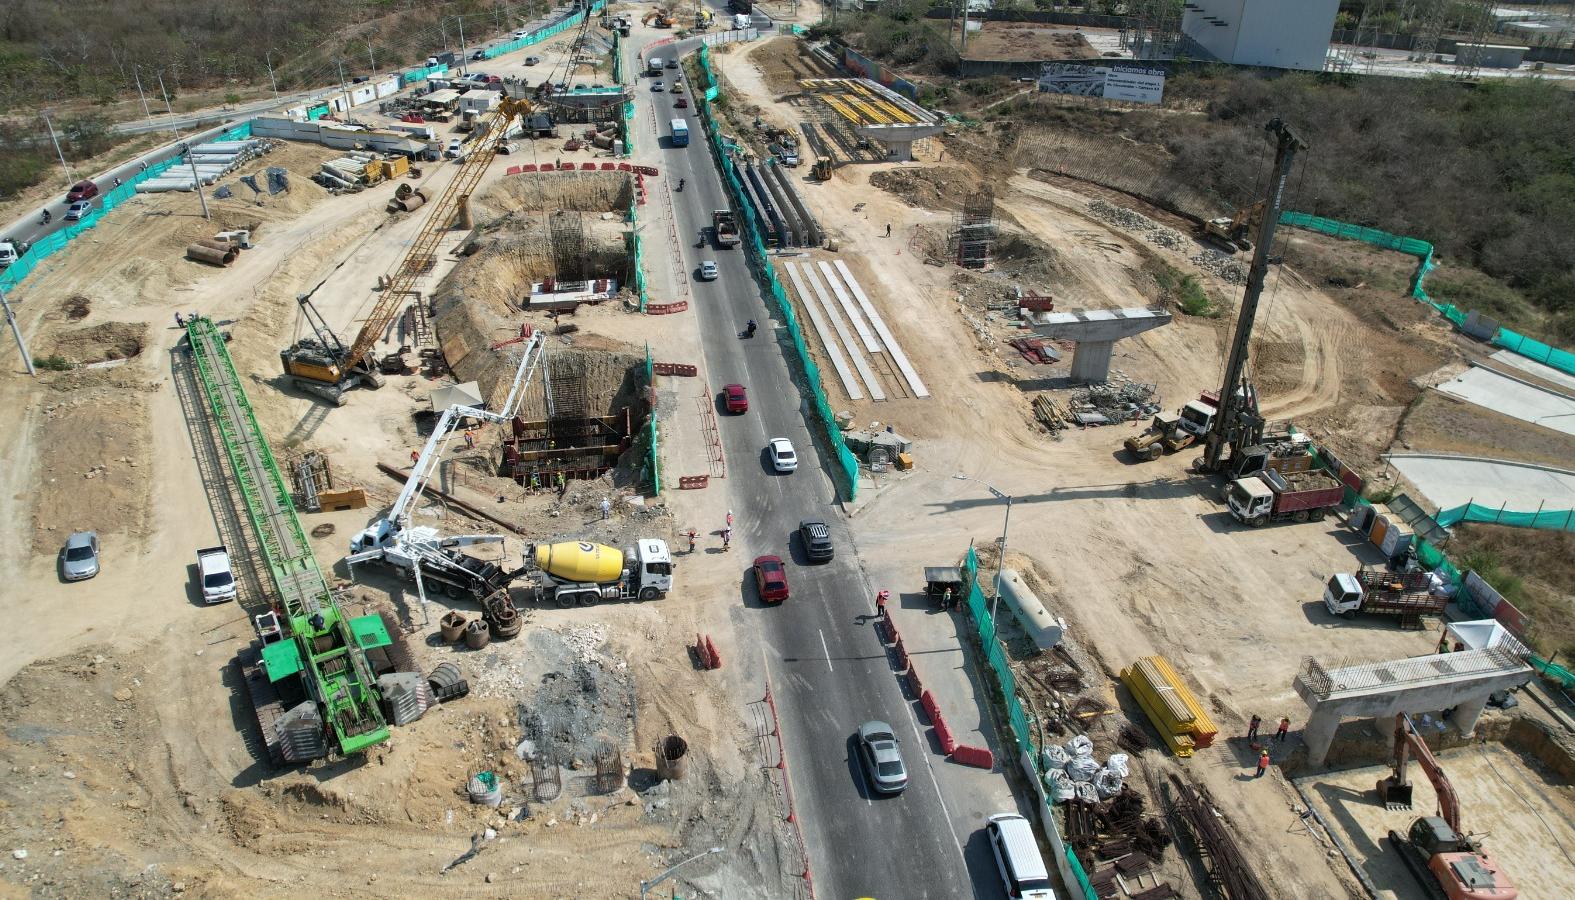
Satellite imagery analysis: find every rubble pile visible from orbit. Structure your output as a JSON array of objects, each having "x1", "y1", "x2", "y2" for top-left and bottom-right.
[
  {"x1": 1085, "y1": 199, "x2": 1186, "y2": 251},
  {"x1": 1189, "y1": 252, "x2": 1247, "y2": 284}
]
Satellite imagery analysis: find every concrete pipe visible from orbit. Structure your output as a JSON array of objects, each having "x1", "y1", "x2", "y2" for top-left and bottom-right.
[
  {"x1": 394, "y1": 183, "x2": 414, "y2": 201},
  {"x1": 195, "y1": 238, "x2": 235, "y2": 253},
  {"x1": 186, "y1": 244, "x2": 235, "y2": 266},
  {"x1": 439, "y1": 610, "x2": 467, "y2": 643},
  {"x1": 464, "y1": 618, "x2": 491, "y2": 650},
  {"x1": 397, "y1": 191, "x2": 427, "y2": 212},
  {"x1": 591, "y1": 134, "x2": 614, "y2": 150}
]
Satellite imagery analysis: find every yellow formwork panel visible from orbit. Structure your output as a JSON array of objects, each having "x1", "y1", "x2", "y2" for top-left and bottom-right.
[
  {"x1": 850, "y1": 82, "x2": 917, "y2": 124},
  {"x1": 1151, "y1": 655, "x2": 1218, "y2": 746},
  {"x1": 1121, "y1": 665, "x2": 1196, "y2": 758}
]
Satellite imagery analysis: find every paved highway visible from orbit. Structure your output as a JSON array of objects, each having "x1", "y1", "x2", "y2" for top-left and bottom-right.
[{"x1": 632, "y1": 22, "x2": 1009, "y2": 900}]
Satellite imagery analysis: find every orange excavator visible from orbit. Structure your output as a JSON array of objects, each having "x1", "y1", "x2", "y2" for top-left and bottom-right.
[{"x1": 1377, "y1": 713, "x2": 1518, "y2": 900}]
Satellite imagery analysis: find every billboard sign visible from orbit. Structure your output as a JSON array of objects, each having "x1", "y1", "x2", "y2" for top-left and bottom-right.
[{"x1": 1038, "y1": 63, "x2": 1165, "y2": 104}]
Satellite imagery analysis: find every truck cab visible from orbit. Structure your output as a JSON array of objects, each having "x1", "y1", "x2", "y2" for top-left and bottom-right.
[
  {"x1": 631, "y1": 539, "x2": 673, "y2": 597},
  {"x1": 1225, "y1": 476, "x2": 1276, "y2": 525},
  {"x1": 1322, "y1": 573, "x2": 1364, "y2": 617},
  {"x1": 1176, "y1": 398, "x2": 1217, "y2": 438}
]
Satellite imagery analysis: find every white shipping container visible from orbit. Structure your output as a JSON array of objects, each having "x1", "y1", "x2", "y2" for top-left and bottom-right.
[{"x1": 374, "y1": 77, "x2": 400, "y2": 99}]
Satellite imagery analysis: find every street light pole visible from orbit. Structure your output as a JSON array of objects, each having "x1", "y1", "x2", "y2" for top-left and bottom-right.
[
  {"x1": 40, "y1": 112, "x2": 74, "y2": 185},
  {"x1": 952, "y1": 473, "x2": 1013, "y2": 628},
  {"x1": 133, "y1": 67, "x2": 153, "y2": 123},
  {"x1": 0, "y1": 284, "x2": 36, "y2": 376},
  {"x1": 640, "y1": 846, "x2": 723, "y2": 900},
  {"x1": 181, "y1": 142, "x2": 210, "y2": 220}
]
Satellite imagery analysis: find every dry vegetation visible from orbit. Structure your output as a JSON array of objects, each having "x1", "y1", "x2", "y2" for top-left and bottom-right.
[{"x1": 1449, "y1": 524, "x2": 1575, "y2": 661}]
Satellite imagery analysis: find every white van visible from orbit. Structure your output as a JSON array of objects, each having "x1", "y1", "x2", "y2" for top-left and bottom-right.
[
  {"x1": 732, "y1": 13, "x2": 750, "y2": 29},
  {"x1": 985, "y1": 813, "x2": 1057, "y2": 899}
]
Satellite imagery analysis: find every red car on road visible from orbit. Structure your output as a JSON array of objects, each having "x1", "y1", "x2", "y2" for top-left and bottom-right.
[
  {"x1": 66, "y1": 180, "x2": 99, "y2": 202},
  {"x1": 723, "y1": 383, "x2": 748, "y2": 414},
  {"x1": 753, "y1": 555, "x2": 789, "y2": 603}
]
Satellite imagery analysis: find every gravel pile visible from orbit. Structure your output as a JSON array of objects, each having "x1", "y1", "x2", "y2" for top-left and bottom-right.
[
  {"x1": 1189, "y1": 252, "x2": 1247, "y2": 284},
  {"x1": 1086, "y1": 199, "x2": 1187, "y2": 251}
]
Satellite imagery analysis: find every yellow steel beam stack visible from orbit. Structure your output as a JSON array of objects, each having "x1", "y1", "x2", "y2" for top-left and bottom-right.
[{"x1": 1120, "y1": 655, "x2": 1219, "y2": 757}]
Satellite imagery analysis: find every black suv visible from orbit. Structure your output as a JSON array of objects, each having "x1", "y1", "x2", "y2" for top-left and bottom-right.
[{"x1": 798, "y1": 519, "x2": 834, "y2": 562}]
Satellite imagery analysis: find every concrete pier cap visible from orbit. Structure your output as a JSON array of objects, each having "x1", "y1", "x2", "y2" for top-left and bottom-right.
[
  {"x1": 856, "y1": 123, "x2": 945, "y2": 162},
  {"x1": 1021, "y1": 306, "x2": 1173, "y2": 382},
  {"x1": 1292, "y1": 647, "x2": 1533, "y2": 769}
]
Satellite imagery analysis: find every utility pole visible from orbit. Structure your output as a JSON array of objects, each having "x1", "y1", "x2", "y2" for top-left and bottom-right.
[
  {"x1": 458, "y1": 16, "x2": 471, "y2": 75},
  {"x1": 1201, "y1": 117, "x2": 1305, "y2": 473},
  {"x1": 133, "y1": 66, "x2": 153, "y2": 123},
  {"x1": 40, "y1": 111, "x2": 74, "y2": 185},
  {"x1": 181, "y1": 142, "x2": 211, "y2": 220},
  {"x1": 367, "y1": 42, "x2": 377, "y2": 78},
  {"x1": 337, "y1": 60, "x2": 353, "y2": 115},
  {"x1": 0, "y1": 284, "x2": 36, "y2": 377},
  {"x1": 156, "y1": 70, "x2": 182, "y2": 139},
  {"x1": 265, "y1": 50, "x2": 280, "y2": 100}
]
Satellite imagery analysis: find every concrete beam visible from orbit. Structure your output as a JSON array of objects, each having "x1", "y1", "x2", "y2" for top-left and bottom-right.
[
  {"x1": 1293, "y1": 649, "x2": 1532, "y2": 768},
  {"x1": 1022, "y1": 306, "x2": 1172, "y2": 383}
]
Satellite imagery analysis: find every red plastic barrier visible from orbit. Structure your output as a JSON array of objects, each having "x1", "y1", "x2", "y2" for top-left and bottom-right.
[
  {"x1": 581, "y1": 162, "x2": 596, "y2": 170},
  {"x1": 506, "y1": 166, "x2": 522, "y2": 176},
  {"x1": 934, "y1": 718, "x2": 957, "y2": 756},
  {"x1": 646, "y1": 301, "x2": 688, "y2": 315},
  {"x1": 705, "y1": 636, "x2": 722, "y2": 669},
  {"x1": 521, "y1": 163, "x2": 538, "y2": 172},
  {"x1": 920, "y1": 690, "x2": 941, "y2": 724},
  {"x1": 906, "y1": 668, "x2": 924, "y2": 697},
  {"x1": 695, "y1": 634, "x2": 713, "y2": 669},
  {"x1": 893, "y1": 638, "x2": 909, "y2": 672},
  {"x1": 618, "y1": 162, "x2": 632, "y2": 171},
  {"x1": 634, "y1": 165, "x2": 659, "y2": 176},
  {"x1": 950, "y1": 744, "x2": 995, "y2": 769},
  {"x1": 653, "y1": 362, "x2": 698, "y2": 376},
  {"x1": 678, "y1": 475, "x2": 710, "y2": 489},
  {"x1": 601, "y1": 162, "x2": 616, "y2": 170},
  {"x1": 558, "y1": 162, "x2": 575, "y2": 171}
]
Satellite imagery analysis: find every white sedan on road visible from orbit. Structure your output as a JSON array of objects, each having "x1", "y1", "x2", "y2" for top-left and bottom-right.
[{"x1": 768, "y1": 438, "x2": 798, "y2": 473}]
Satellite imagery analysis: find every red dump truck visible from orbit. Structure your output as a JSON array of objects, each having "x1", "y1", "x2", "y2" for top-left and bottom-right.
[
  {"x1": 1323, "y1": 569, "x2": 1445, "y2": 627},
  {"x1": 1226, "y1": 467, "x2": 1344, "y2": 527}
]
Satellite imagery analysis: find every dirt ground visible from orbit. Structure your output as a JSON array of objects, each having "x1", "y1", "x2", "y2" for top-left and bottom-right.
[
  {"x1": 958, "y1": 23, "x2": 1095, "y2": 63},
  {"x1": 0, "y1": 59, "x2": 784, "y2": 892},
  {"x1": 1301, "y1": 741, "x2": 1575, "y2": 898}
]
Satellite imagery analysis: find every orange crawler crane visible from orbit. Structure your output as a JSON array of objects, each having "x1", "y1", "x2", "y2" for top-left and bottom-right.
[{"x1": 1377, "y1": 712, "x2": 1518, "y2": 900}]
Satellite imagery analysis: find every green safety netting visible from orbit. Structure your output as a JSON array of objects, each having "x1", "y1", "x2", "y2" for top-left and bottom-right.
[
  {"x1": 1436, "y1": 502, "x2": 1575, "y2": 532},
  {"x1": 628, "y1": 195, "x2": 647, "y2": 311},
  {"x1": 692, "y1": 46, "x2": 859, "y2": 500},
  {"x1": 3, "y1": 120, "x2": 252, "y2": 291},
  {"x1": 644, "y1": 344, "x2": 660, "y2": 493},
  {"x1": 962, "y1": 548, "x2": 1097, "y2": 900},
  {"x1": 401, "y1": 62, "x2": 449, "y2": 84},
  {"x1": 482, "y1": 1, "x2": 606, "y2": 59},
  {"x1": 1279, "y1": 211, "x2": 1575, "y2": 378}
]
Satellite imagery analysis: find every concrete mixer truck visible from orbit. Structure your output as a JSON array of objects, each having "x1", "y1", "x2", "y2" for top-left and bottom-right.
[{"x1": 522, "y1": 539, "x2": 673, "y2": 607}]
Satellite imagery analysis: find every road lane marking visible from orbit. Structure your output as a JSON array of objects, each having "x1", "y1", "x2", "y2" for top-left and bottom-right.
[
  {"x1": 819, "y1": 629, "x2": 834, "y2": 672},
  {"x1": 902, "y1": 698, "x2": 967, "y2": 861}
]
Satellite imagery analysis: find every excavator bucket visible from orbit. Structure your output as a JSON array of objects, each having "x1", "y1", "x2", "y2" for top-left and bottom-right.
[{"x1": 1377, "y1": 774, "x2": 1414, "y2": 810}]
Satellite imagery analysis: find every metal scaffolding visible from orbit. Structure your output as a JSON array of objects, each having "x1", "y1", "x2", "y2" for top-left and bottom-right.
[{"x1": 950, "y1": 187, "x2": 996, "y2": 270}]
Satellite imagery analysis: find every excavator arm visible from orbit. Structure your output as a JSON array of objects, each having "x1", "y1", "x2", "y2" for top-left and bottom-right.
[{"x1": 338, "y1": 95, "x2": 537, "y2": 380}]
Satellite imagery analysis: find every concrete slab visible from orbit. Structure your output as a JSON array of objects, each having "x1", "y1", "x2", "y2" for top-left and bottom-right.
[
  {"x1": 1490, "y1": 349, "x2": 1575, "y2": 394},
  {"x1": 1299, "y1": 744, "x2": 1575, "y2": 899},
  {"x1": 1436, "y1": 365, "x2": 1575, "y2": 436},
  {"x1": 832, "y1": 260, "x2": 930, "y2": 399},
  {"x1": 796, "y1": 261, "x2": 886, "y2": 401},
  {"x1": 783, "y1": 262, "x2": 864, "y2": 402},
  {"x1": 1387, "y1": 453, "x2": 1575, "y2": 512}
]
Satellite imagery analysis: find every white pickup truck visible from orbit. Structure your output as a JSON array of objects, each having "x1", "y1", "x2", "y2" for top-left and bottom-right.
[{"x1": 197, "y1": 545, "x2": 237, "y2": 604}]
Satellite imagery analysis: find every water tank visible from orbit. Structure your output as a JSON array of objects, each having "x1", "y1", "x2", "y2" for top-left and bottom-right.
[{"x1": 997, "y1": 568, "x2": 1066, "y2": 651}]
